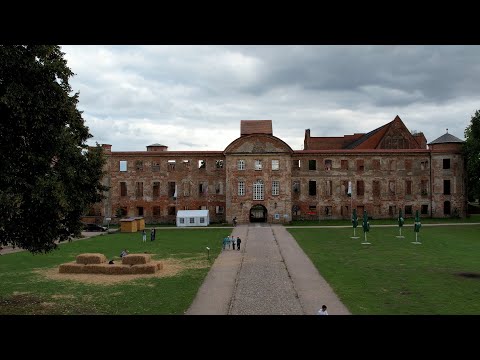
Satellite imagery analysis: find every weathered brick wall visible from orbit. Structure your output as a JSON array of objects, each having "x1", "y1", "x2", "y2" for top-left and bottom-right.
[{"x1": 104, "y1": 151, "x2": 226, "y2": 224}]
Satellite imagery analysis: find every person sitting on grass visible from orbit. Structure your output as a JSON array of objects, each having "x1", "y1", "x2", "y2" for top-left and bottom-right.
[{"x1": 120, "y1": 249, "x2": 129, "y2": 258}]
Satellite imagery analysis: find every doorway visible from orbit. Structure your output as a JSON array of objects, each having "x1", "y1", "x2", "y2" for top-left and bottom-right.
[{"x1": 250, "y1": 204, "x2": 267, "y2": 223}]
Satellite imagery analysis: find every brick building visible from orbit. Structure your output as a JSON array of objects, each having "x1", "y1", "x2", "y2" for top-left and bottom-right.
[{"x1": 92, "y1": 116, "x2": 466, "y2": 225}]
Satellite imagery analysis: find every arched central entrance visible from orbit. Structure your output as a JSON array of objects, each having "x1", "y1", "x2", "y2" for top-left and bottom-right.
[{"x1": 250, "y1": 204, "x2": 267, "y2": 223}]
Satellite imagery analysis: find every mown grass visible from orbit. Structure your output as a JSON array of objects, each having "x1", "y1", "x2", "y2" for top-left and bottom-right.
[
  {"x1": 288, "y1": 225, "x2": 480, "y2": 314},
  {"x1": 289, "y1": 214, "x2": 480, "y2": 226},
  {"x1": 0, "y1": 229, "x2": 230, "y2": 315}
]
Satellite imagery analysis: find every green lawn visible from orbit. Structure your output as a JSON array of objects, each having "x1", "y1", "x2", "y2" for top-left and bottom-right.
[
  {"x1": 289, "y1": 213, "x2": 480, "y2": 226},
  {"x1": 0, "y1": 229, "x2": 230, "y2": 315},
  {"x1": 288, "y1": 225, "x2": 480, "y2": 314}
]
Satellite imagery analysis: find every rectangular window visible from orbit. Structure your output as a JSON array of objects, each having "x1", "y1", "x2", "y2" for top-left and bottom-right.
[
  {"x1": 405, "y1": 205, "x2": 412, "y2": 215},
  {"x1": 153, "y1": 206, "x2": 161, "y2": 216},
  {"x1": 325, "y1": 206, "x2": 332, "y2": 216},
  {"x1": 216, "y1": 206, "x2": 224, "y2": 214},
  {"x1": 135, "y1": 182, "x2": 143, "y2": 197},
  {"x1": 293, "y1": 159, "x2": 301, "y2": 169},
  {"x1": 253, "y1": 181, "x2": 264, "y2": 200},
  {"x1": 215, "y1": 182, "x2": 223, "y2": 194},
  {"x1": 421, "y1": 180, "x2": 428, "y2": 196},
  {"x1": 389, "y1": 160, "x2": 396, "y2": 171},
  {"x1": 309, "y1": 180, "x2": 316, "y2": 196},
  {"x1": 198, "y1": 160, "x2": 206, "y2": 169},
  {"x1": 372, "y1": 159, "x2": 380, "y2": 170},
  {"x1": 293, "y1": 180, "x2": 300, "y2": 194},
  {"x1": 389, "y1": 180, "x2": 396, "y2": 195},
  {"x1": 272, "y1": 180, "x2": 279, "y2": 196},
  {"x1": 137, "y1": 206, "x2": 144, "y2": 216},
  {"x1": 420, "y1": 160, "x2": 428, "y2": 170},
  {"x1": 179, "y1": 218, "x2": 185, "y2": 224},
  {"x1": 406, "y1": 180, "x2": 412, "y2": 195},
  {"x1": 357, "y1": 180, "x2": 364, "y2": 196},
  {"x1": 325, "y1": 180, "x2": 332, "y2": 196},
  {"x1": 135, "y1": 160, "x2": 143, "y2": 171},
  {"x1": 200, "y1": 217, "x2": 205, "y2": 224},
  {"x1": 168, "y1": 206, "x2": 176, "y2": 216},
  {"x1": 183, "y1": 160, "x2": 190, "y2": 169},
  {"x1": 216, "y1": 160, "x2": 224, "y2": 169},
  {"x1": 341, "y1": 160, "x2": 348, "y2": 170},
  {"x1": 199, "y1": 183, "x2": 206, "y2": 196},
  {"x1": 373, "y1": 180, "x2": 380, "y2": 197},
  {"x1": 308, "y1": 160, "x2": 316, "y2": 170},
  {"x1": 238, "y1": 181, "x2": 245, "y2": 196},
  {"x1": 357, "y1": 159, "x2": 364, "y2": 172},
  {"x1": 119, "y1": 207, "x2": 128, "y2": 217},
  {"x1": 120, "y1": 182, "x2": 127, "y2": 197},
  {"x1": 421, "y1": 205, "x2": 428, "y2": 215},
  {"x1": 255, "y1": 160, "x2": 262, "y2": 170},
  {"x1": 119, "y1": 160, "x2": 127, "y2": 172},
  {"x1": 389, "y1": 205, "x2": 396, "y2": 217},
  {"x1": 190, "y1": 218, "x2": 195, "y2": 224},
  {"x1": 272, "y1": 159, "x2": 279, "y2": 171},
  {"x1": 153, "y1": 182, "x2": 160, "y2": 198},
  {"x1": 342, "y1": 180, "x2": 349, "y2": 195},
  {"x1": 152, "y1": 161, "x2": 160, "y2": 172},
  {"x1": 444, "y1": 180, "x2": 451, "y2": 195},
  {"x1": 168, "y1": 182, "x2": 176, "y2": 198},
  {"x1": 237, "y1": 160, "x2": 245, "y2": 170},
  {"x1": 405, "y1": 159, "x2": 412, "y2": 171},
  {"x1": 443, "y1": 159, "x2": 450, "y2": 169},
  {"x1": 183, "y1": 182, "x2": 190, "y2": 197},
  {"x1": 168, "y1": 160, "x2": 176, "y2": 171},
  {"x1": 324, "y1": 160, "x2": 332, "y2": 171}
]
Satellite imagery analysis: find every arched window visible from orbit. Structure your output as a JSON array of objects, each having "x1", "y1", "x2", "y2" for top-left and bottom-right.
[{"x1": 253, "y1": 180, "x2": 264, "y2": 200}]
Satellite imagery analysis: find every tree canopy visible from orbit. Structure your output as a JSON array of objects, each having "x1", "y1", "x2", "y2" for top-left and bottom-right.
[
  {"x1": 464, "y1": 110, "x2": 480, "y2": 202},
  {"x1": 0, "y1": 45, "x2": 108, "y2": 254}
]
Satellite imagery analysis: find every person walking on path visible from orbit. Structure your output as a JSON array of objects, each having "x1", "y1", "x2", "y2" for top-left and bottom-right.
[
  {"x1": 317, "y1": 305, "x2": 328, "y2": 315},
  {"x1": 142, "y1": 229, "x2": 146, "y2": 242},
  {"x1": 223, "y1": 236, "x2": 229, "y2": 250},
  {"x1": 230, "y1": 235, "x2": 236, "y2": 250},
  {"x1": 236, "y1": 237, "x2": 241, "y2": 250}
]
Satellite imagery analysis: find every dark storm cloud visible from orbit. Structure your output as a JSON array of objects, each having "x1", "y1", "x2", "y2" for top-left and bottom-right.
[{"x1": 61, "y1": 45, "x2": 477, "y2": 151}]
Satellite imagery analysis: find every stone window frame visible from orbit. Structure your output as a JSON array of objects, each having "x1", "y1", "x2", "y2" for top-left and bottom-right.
[
  {"x1": 272, "y1": 180, "x2": 280, "y2": 196},
  {"x1": 271, "y1": 159, "x2": 280, "y2": 171}
]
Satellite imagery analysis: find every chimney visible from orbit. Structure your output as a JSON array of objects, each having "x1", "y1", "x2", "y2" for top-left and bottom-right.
[{"x1": 101, "y1": 144, "x2": 112, "y2": 153}]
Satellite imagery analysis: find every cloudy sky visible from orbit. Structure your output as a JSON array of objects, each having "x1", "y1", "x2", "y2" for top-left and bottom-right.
[{"x1": 61, "y1": 45, "x2": 478, "y2": 152}]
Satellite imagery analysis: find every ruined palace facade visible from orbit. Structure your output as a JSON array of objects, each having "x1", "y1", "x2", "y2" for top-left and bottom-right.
[{"x1": 93, "y1": 116, "x2": 466, "y2": 225}]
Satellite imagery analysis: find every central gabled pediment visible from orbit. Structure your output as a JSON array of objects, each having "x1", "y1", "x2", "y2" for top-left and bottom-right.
[{"x1": 224, "y1": 134, "x2": 293, "y2": 154}]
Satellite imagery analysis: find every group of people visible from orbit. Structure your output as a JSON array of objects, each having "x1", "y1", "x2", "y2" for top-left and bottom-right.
[
  {"x1": 223, "y1": 235, "x2": 241, "y2": 250},
  {"x1": 141, "y1": 228, "x2": 156, "y2": 242}
]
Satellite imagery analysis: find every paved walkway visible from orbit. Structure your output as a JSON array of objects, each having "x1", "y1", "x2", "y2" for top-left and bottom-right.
[{"x1": 186, "y1": 224, "x2": 350, "y2": 315}]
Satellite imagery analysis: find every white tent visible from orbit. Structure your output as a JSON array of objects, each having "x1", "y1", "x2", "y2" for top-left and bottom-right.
[{"x1": 176, "y1": 210, "x2": 210, "y2": 227}]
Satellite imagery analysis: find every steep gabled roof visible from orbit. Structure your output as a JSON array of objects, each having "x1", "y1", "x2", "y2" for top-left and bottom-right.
[
  {"x1": 240, "y1": 120, "x2": 273, "y2": 136},
  {"x1": 343, "y1": 122, "x2": 391, "y2": 149}
]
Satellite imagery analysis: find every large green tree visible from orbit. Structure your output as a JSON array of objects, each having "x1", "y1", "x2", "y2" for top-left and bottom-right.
[
  {"x1": 464, "y1": 110, "x2": 480, "y2": 202},
  {"x1": 0, "y1": 45, "x2": 108, "y2": 254}
]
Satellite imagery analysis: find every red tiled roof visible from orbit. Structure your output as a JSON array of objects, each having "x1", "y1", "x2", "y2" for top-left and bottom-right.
[{"x1": 240, "y1": 120, "x2": 273, "y2": 136}]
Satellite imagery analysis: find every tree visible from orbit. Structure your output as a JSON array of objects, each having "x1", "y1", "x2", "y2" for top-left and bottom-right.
[
  {"x1": 464, "y1": 110, "x2": 480, "y2": 202},
  {"x1": 0, "y1": 45, "x2": 108, "y2": 254}
]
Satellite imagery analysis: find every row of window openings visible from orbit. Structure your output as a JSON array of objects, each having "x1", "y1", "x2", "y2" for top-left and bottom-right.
[
  {"x1": 297, "y1": 205, "x2": 431, "y2": 216},
  {"x1": 292, "y1": 180, "x2": 450, "y2": 196},
  {"x1": 119, "y1": 159, "x2": 224, "y2": 172},
  {"x1": 119, "y1": 159, "x2": 281, "y2": 172},
  {"x1": 118, "y1": 205, "x2": 225, "y2": 217},
  {"x1": 293, "y1": 159, "x2": 451, "y2": 171},
  {"x1": 120, "y1": 158, "x2": 452, "y2": 172},
  {"x1": 121, "y1": 182, "x2": 224, "y2": 197}
]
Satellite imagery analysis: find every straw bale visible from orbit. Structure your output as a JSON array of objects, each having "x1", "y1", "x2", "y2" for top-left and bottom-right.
[
  {"x1": 84, "y1": 264, "x2": 107, "y2": 274},
  {"x1": 121, "y1": 254, "x2": 151, "y2": 265},
  {"x1": 103, "y1": 264, "x2": 133, "y2": 275},
  {"x1": 130, "y1": 264, "x2": 157, "y2": 274},
  {"x1": 76, "y1": 253, "x2": 107, "y2": 265},
  {"x1": 59, "y1": 262, "x2": 85, "y2": 274}
]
